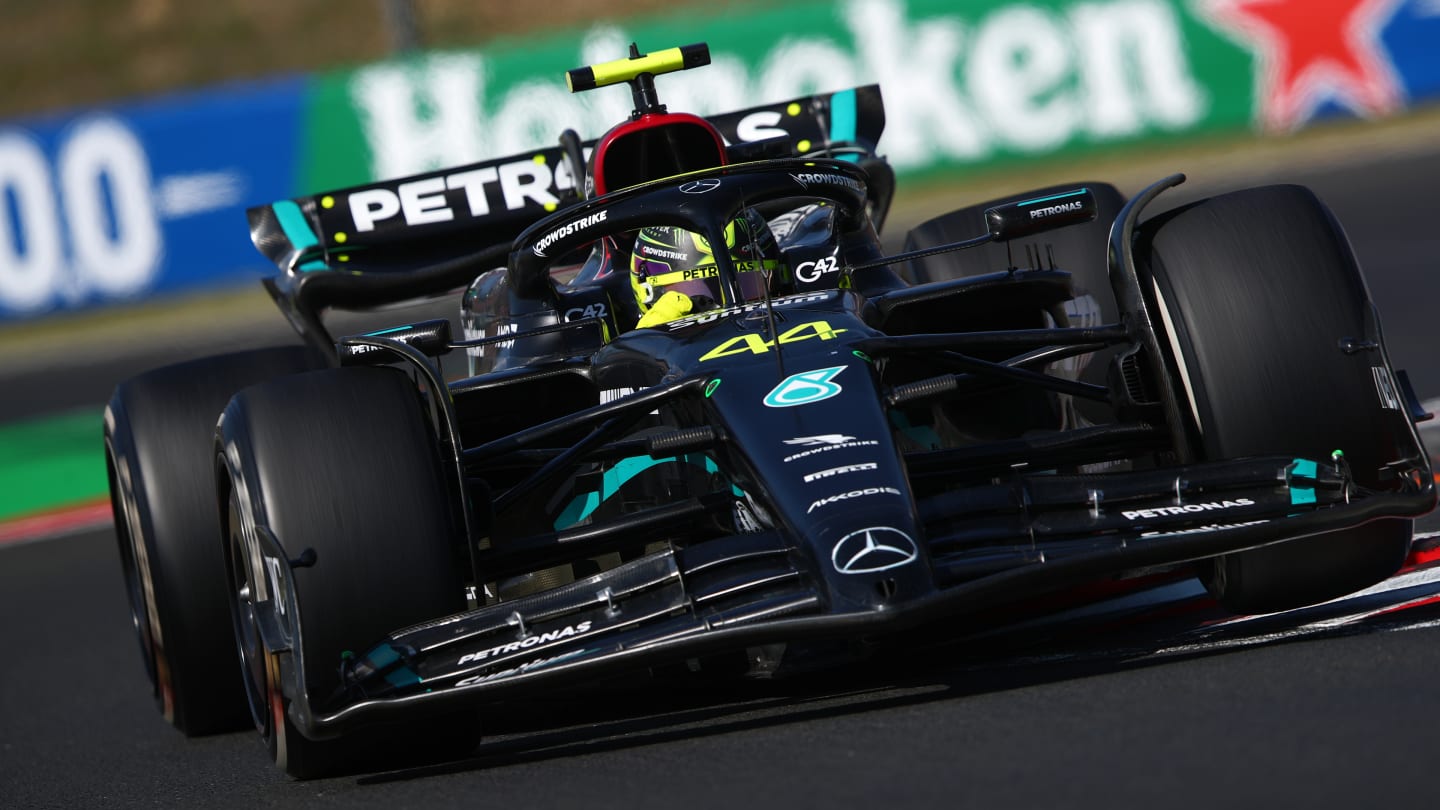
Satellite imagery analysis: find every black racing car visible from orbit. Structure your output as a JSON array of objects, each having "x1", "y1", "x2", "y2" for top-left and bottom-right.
[{"x1": 104, "y1": 43, "x2": 1434, "y2": 778}]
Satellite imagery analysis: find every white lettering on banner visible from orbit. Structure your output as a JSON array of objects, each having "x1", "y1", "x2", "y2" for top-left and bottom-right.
[
  {"x1": 756, "y1": 39, "x2": 860, "y2": 102},
  {"x1": 352, "y1": 53, "x2": 488, "y2": 179},
  {"x1": 491, "y1": 79, "x2": 588, "y2": 157},
  {"x1": 969, "y1": 6, "x2": 1075, "y2": 152},
  {"x1": 0, "y1": 134, "x2": 62, "y2": 311},
  {"x1": 60, "y1": 119, "x2": 160, "y2": 296},
  {"x1": 846, "y1": 0, "x2": 986, "y2": 166},
  {"x1": 655, "y1": 53, "x2": 755, "y2": 120},
  {"x1": 352, "y1": 54, "x2": 603, "y2": 181},
  {"x1": 0, "y1": 117, "x2": 162, "y2": 313},
  {"x1": 154, "y1": 171, "x2": 245, "y2": 218},
  {"x1": 350, "y1": 0, "x2": 1207, "y2": 177},
  {"x1": 1071, "y1": 0, "x2": 1206, "y2": 135}
]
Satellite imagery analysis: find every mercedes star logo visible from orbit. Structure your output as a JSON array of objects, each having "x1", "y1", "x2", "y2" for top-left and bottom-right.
[
  {"x1": 679, "y1": 178, "x2": 721, "y2": 194},
  {"x1": 831, "y1": 527, "x2": 918, "y2": 574}
]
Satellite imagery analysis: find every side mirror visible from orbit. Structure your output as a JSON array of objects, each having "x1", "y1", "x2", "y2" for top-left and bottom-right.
[
  {"x1": 338, "y1": 318, "x2": 453, "y2": 365},
  {"x1": 984, "y1": 188, "x2": 1097, "y2": 242}
]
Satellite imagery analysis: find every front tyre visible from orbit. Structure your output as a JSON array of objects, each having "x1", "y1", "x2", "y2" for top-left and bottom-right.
[
  {"x1": 218, "y1": 367, "x2": 475, "y2": 778},
  {"x1": 1139, "y1": 184, "x2": 1416, "y2": 614},
  {"x1": 105, "y1": 346, "x2": 321, "y2": 735}
]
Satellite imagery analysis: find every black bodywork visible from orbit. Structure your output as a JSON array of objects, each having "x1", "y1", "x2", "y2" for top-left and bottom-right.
[{"x1": 239, "y1": 90, "x2": 1433, "y2": 742}]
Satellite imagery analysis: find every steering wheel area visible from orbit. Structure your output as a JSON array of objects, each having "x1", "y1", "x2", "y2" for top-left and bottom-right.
[{"x1": 507, "y1": 158, "x2": 872, "y2": 301}]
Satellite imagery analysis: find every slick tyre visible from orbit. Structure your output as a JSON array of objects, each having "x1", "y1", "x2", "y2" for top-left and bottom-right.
[
  {"x1": 218, "y1": 367, "x2": 474, "y2": 779},
  {"x1": 105, "y1": 346, "x2": 323, "y2": 736},
  {"x1": 1139, "y1": 184, "x2": 1414, "y2": 615}
]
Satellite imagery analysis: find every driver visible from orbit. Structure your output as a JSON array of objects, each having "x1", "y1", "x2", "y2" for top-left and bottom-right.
[{"x1": 630, "y1": 210, "x2": 784, "y2": 328}]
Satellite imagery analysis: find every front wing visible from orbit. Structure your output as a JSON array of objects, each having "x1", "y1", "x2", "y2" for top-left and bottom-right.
[{"x1": 251, "y1": 453, "x2": 1433, "y2": 739}]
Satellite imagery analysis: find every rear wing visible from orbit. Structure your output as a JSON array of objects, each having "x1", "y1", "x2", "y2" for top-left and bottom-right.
[{"x1": 247, "y1": 85, "x2": 885, "y2": 276}]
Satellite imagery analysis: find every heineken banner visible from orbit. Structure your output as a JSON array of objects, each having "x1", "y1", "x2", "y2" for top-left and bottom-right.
[{"x1": 3, "y1": 0, "x2": 1439, "y2": 320}]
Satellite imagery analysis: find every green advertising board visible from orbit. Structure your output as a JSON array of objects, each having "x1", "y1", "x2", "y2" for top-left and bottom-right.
[
  {"x1": 4, "y1": 0, "x2": 1434, "y2": 323},
  {"x1": 300, "y1": 0, "x2": 1259, "y2": 192}
]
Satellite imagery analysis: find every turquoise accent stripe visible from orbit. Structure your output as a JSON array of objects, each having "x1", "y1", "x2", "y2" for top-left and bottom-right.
[
  {"x1": 362, "y1": 643, "x2": 421, "y2": 687},
  {"x1": 829, "y1": 88, "x2": 858, "y2": 162},
  {"x1": 384, "y1": 668, "x2": 421, "y2": 688},
  {"x1": 368, "y1": 324, "x2": 412, "y2": 336},
  {"x1": 1019, "y1": 189, "x2": 1088, "y2": 206},
  {"x1": 273, "y1": 200, "x2": 319, "y2": 251},
  {"x1": 1290, "y1": 458, "x2": 1318, "y2": 505},
  {"x1": 275, "y1": 200, "x2": 329, "y2": 272},
  {"x1": 554, "y1": 454, "x2": 721, "y2": 529},
  {"x1": 366, "y1": 644, "x2": 399, "y2": 668},
  {"x1": 557, "y1": 491, "x2": 601, "y2": 529}
]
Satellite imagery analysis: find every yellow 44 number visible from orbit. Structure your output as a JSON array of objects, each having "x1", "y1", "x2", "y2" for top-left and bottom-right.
[{"x1": 699, "y1": 320, "x2": 848, "y2": 362}]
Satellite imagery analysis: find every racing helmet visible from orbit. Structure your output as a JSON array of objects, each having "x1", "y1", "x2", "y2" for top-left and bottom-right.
[{"x1": 630, "y1": 210, "x2": 781, "y2": 325}]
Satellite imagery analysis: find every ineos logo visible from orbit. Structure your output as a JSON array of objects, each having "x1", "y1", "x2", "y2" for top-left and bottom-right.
[
  {"x1": 679, "y1": 179, "x2": 721, "y2": 194},
  {"x1": 830, "y1": 527, "x2": 918, "y2": 574}
]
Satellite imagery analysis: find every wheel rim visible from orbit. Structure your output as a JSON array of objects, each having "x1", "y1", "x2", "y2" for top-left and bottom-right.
[
  {"x1": 107, "y1": 445, "x2": 159, "y2": 695},
  {"x1": 226, "y1": 487, "x2": 272, "y2": 738}
]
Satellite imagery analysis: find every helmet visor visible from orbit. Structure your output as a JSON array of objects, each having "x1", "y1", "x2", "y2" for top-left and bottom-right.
[{"x1": 633, "y1": 257, "x2": 725, "y2": 303}]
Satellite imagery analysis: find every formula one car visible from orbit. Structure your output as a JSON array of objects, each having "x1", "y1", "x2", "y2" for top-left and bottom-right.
[{"x1": 105, "y1": 43, "x2": 1434, "y2": 778}]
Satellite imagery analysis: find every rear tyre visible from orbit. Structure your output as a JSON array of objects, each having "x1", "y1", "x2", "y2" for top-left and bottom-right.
[
  {"x1": 218, "y1": 367, "x2": 475, "y2": 778},
  {"x1": 104, "y1": 346, "x2": 322, "y2": 735},
  {"x1": 1139, "y1": 184, "x2": 1414, "y2": 614}
]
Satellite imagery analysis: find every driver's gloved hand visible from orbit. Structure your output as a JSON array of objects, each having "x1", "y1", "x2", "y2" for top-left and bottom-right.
[{"x1": 636, "y1": 291, "x2": 695, "y2": 328}]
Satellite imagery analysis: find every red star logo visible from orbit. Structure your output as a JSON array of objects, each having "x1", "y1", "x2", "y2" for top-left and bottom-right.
[{"x1": 1200, "y1": 0, "x2": 1404, "y2": 131}]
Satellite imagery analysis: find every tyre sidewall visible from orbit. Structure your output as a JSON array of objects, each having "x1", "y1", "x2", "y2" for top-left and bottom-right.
[
  {"x1": 217, "y1": 366, "x2": 467, "y2": 777},
  {"x1": 104, "y1": 345, "x2": 322, "y2": 735},
  {"x1": 1140, "y1": 185, "x2": 1414, "y2": 613}
]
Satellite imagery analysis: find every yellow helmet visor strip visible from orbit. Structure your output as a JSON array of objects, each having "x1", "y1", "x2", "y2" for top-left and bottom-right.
[{"x1": 642, "y1": 259, "x2": 780, "y2": 291}]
